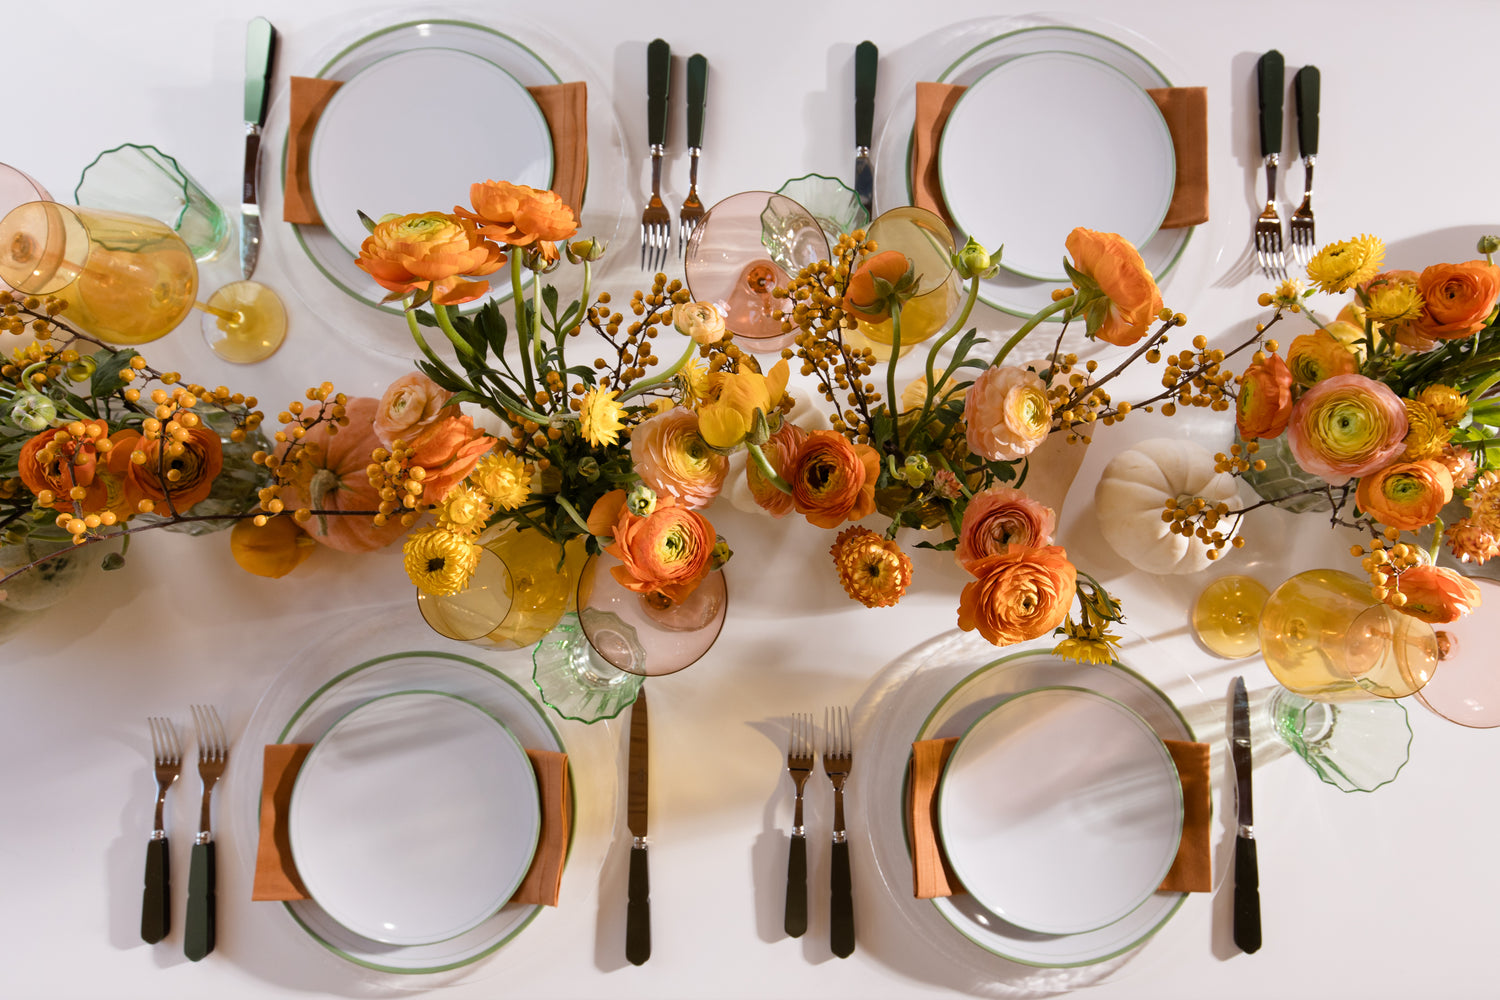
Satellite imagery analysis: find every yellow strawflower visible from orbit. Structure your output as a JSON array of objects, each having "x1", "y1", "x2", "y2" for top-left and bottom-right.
[
  {"x1": 1365, "y1": 280, "x2": 1424, "y2": 325},
  {"x1": 402, "y1": 526, "x2": 481, "y2": 596},
  {"x1": 578, "y1": 388, "x2": 626, "y2": 447},
  {"x1": 1400, "y1": 399, "x2": 1449, "y2": 461},
  {"x1": 435, "y1": 484, "x2": 494, "y2": 536},
  {"x1": 1418, "y1": 384, "x2": 1467, "y2": 424},
  {"x1": 470, "y1": 451, "x2": 532, "y2": 510},
  {"x1": 1305, "y1": 235, "x2": 1385, "y2": 294}
]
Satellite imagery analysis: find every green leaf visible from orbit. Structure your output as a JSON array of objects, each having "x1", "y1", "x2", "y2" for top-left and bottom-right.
[
  {"x1": 412, "y1": 309, "x2": 439, "y2": 328},
  {"x1": 541, "y1": 283, "x2": 559, "y2": 316},
  {"x1": 90, "y1": 348, "x2": 138, "y2": 400},
  {"x1": 417, "y1": 360, "x2": 469, "y2": 394},
  {"x1": 356, "y1": 209, "x2": 379, "y2": 234}
]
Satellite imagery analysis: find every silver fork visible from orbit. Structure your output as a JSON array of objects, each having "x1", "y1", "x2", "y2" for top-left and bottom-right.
[
  {"x1": 185, "y1": 705, "x2": 228, "y2": 962},
  {"x1": 1254, "y1": 50, "x2": 1287, "y2": 280},
  {"x1": 1288, "y1": 66, "x2": 1320, "y2": 268},
  {"x1": 823, "y1": 706, "x2": 855, "y2": 958},
  {"x1": 640, "y1": 38, "x2": 672, "y2": 272},
  {"x1": 141, "y1": 717, "x2": 181, "y2": 944},
  {"x1": 783, "y1": 712, "x2": 814, "y2": 938},
  {"x1": 678, "y1": 54, "x2": 708, "y2": 256}
]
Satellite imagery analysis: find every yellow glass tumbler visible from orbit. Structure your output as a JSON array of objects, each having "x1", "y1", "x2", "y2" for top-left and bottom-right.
[
  {"x1": 0, "y1": 201, "x2": 196, "y2": 345},
  {"x1": 853, "y1": 206, "x2": 960, "y2": 358}
]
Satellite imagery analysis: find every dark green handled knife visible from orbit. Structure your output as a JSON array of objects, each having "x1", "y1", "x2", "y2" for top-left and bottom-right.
[{"x1": 241, "y1": 17, "x2": 277, "y2": 280}]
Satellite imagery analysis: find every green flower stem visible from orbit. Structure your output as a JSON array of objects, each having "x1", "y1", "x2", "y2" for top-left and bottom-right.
[
  {"x1": 923, "y1": 277, "x2": 983, "y2": 394},
  {"x1": 528, "y1": 268, "x2": 546, "y2": 373},
  {"x1": 746, "y1": 442, "x2": 792, "y2": 495},
  {"x1": 887, "y1": 303, "x2": 904, "y2": 451},
  {"x1": 406, "y1": 301, "x2": 548, "y2": 425},
  {"x1": 1429, "y1": 515, "x2": 1445, "y2": 563},
  {"x1": 1466, "y1": 371, "x2": 1500, "y2": 404},
  {"x1": 554, "y1": 494, "x2": 593, "y2": 535},
  {"x1": 509, "y1": 253, "x2": 536, "y2": 392},
  {"x1": 618, "y1": 337, "x2": 697, "y2": 402},
  {"x1": 432, "y1": 303, "x2": 479, "y2": 362},
  {"x1": 991, "y1": 294, "x2": 1074, "y2": 368}
]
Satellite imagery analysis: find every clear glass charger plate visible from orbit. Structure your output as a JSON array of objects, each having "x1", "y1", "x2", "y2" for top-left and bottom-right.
[
  {"x1": 851, "y1": 629, "x2": 1232, "y2": 992},
  {"x1": 871, "y1": 15, "x2": 1222, "y2": 323},
  {"x1": 259, "y1": 8, "x2": 630, "y2": 359},
  {"x1": 227, "y1": 609, "x2": 618, "y2": 988}
]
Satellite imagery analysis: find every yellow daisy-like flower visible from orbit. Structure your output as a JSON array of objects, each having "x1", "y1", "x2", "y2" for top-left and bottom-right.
[
  {"x1": 470, "y1": 451, "x2": 532, "y2": 510},
  {"x1": 1305, "y1": 234, "x2": 1385, "y2": 294},
  {"x1": 1365, "y1": 280, "x2": 1425, "y2": 325},
  {"x1": 1052, "y1": 622, "x2": 1123, "y2": 666},
  {"x1": 677, "y1": 355, "x2": 711, "y2": 408},
  {"x1": 402, "y1": 526, "x2": 481, "y2": 596},
  {"x1": 1271, "y1": 278, "x2": 1303, "y2": 310},
  {"x1": 1400, "y1": 398, "x2": 1450, "y2": 461},
  {"x1": 1465, "y1": 470, "x2": 1500, "y2": 534},
  {"x1": 1418, "y1": 384, "x2": 1468, "y2": 424},
  {"x1": 435, "y1": 484, "x2": 494, "y2": 536},
  {"x1": 829, "y1": 525, "x2": 912, "y2": 608},
  {"x1": 578, "y1": 388, "x2": 627, "y2": 447}
]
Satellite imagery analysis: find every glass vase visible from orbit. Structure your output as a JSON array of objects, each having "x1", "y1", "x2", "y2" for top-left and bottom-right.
[{"x1": 1239, "y1": 433, "x2": 1333, "y2": 513}]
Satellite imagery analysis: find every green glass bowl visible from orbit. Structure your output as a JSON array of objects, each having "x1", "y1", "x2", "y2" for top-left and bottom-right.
[
  {"x1": 775, "y1": 173, "x2": 870, "y2": 243},
  {"x1": 532, "y1": 613, "x2": 644, "y2": 723}
]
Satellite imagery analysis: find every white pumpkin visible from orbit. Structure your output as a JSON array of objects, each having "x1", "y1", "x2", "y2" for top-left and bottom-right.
[{"x1": 1094, "y1": 438, "x2": 1241, "y2": 575}]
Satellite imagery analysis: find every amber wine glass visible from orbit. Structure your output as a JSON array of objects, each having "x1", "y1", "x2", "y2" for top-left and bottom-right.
[{"x1": 1192, "y1": 575, "x2": 1270, "y2": 659}]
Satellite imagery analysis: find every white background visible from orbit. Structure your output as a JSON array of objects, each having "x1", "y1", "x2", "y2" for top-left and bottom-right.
[{"x1": 3, "y1": 1, "x2": 1498, "y2": 997}]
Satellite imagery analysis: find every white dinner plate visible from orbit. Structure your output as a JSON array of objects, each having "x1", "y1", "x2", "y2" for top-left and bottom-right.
[
  {"x1": 290, "y1": 690, "x2": 541, "y2": 946},
  {"x1": 938, "y1": 51, "x2": 1174, "y2": 283},
  {"x1": 937, "y1": 686, "x2": 1183, "y2": 935},
  {"x1": 310, "y1": 47, "x2": 553, "y2": 257}
]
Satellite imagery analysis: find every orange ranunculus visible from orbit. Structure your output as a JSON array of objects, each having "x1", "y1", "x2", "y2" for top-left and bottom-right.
[
  {"x1": 588, "y1": 489, "x2": 716, "y2": 603},
  {"x1": 457, "y1": 180, "x2": 578, "y2": 248},
  {"x1": 746, "y1": 421, "x2": 807, "y2": 518},
  {"x1": 1235, "y1": 353, "x2": 1294, "y2": 440},
  {"x1": 964, "y1": 365, "x2": 1052, "y2": 461},
  {"x1": 1356, "y1": 460, "x2": 1454, "y2": 531},
  {"x1": 1064, "y1": 228, "x2": 1163, "y2": 346},
  {"x1": 842, "y1": 250, "x2": 912, "y2": 323},
  {"x1": 830, "y1": 525, "x2": 912, "y2": 608},
  {"x1": 374, "y1": 372, "x2": 453, "y2": 450},
  {"x1": 789, "y1": 430, "x2": 880, "y2": 529},
  {"x1": 956, "y1": 545, "x2": 1077, "y2": 646},
  {"x1": 229, "y1": 515, "x2": 317, "y2": 578},
  {"x1": 954, "y1": 486, "x2": 1056, "y2": 573},
  {"x1": 1286, "y1": 330, "x2": 1358, "y2": 386},
  {"x1": 128, "y1": 424, "x2": 224, "y2": 513},
  {"x1": 1412, "y1": 260, "x2": 1500, "y2": 341},
  {"x1": 1392, "y1": 564, "x2": 1481, "y2": 624},
  {"x1": 404, "y1": 415, "x2": 497, "y2": 505},
  {"x1": 697, "y1": 359, "x2": 790, "y2": 449},
  {"x1": 18, "y1": 421, "x2": 144, "y2": 518},
  {"x1": 355, "y1": 212, "x2": 505, "y2": 305}
]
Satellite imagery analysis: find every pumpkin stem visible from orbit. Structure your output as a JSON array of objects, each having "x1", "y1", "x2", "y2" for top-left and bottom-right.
[{"x1": 308, "y1": 468, "x2": 340, "y2": 537}]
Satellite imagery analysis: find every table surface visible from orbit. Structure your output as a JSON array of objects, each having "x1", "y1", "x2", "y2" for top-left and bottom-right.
[{"x1": 4, "y1": 1, "x2": 1499, "y2": 997}]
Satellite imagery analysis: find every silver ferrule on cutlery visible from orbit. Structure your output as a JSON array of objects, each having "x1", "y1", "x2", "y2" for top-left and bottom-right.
[
  {"x1": 1261, "y1": 153, "x2": 1280, "y2": 211},
  {"x1": 241, "y1": 17, "x2": 277, "y2": 281}
]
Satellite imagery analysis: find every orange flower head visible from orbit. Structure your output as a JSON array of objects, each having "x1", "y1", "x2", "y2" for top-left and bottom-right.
[
  {"x1": 964, "y1": 365, "x2": 1052, "y2": 461},
  {"x1": 1064, "y1": 228, "x2": 1163, "y2": 346},
  {"x1": 590, "y1": 490, "x2": 717, "y2": 603},
  {"x1": 1235, "y1": 353, "x2": 1295, "y2": 440},
  {"x1": 957, "y1": 546, "x2": 1078, "y2": 646},
  {"x1": 1286, "y1": 329, "x2": 1359, "y2": 386},
  {"x1": 789, "y1": 430, "x2": 880, "y2": 529},
  {"x1": 842, "y1": 250, "x2": 914, "y2": 323},
  {"x1": 630, "y1": 407, "x2": 729, "y2": 509},
  {"x1": 128, "y1": 423, "x2": 225, "y2": 512},
  {"x1": 830, "y1": 526, "x2": 913, "y2": 608},
  {"x1": 1412, "y1": 260, "x2": 1500, "y2": 341},
  {"x1": 18, "y1": 420, "x2": 144, "y2": 519},
  {"x1": 403, "y1": 416, "x2": 498, "y2": 505},
  {"x1": 1356, "y1": 460, "x2": 1454, "y2": 532},
  {"x1": 1392, "y1": 564, "x2": 1481, "y2": 624},
  {"x1": 374, "y1": 372, "x2": 453, "y2": 450},
  {"x1": 457, "y1": 180, "x2": 578, "y2": 248},
  {"x1": 746, "y1": 421, "x2": 807, "y2": 518},
  {"x1": 955, "y1": 485, "x2": 1056, "y2": 573},
  {"x1": 355, "y1": 212, "x2": 505, "y2": 305}
]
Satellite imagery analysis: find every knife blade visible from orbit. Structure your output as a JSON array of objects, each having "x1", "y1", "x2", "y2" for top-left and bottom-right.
[
  {"x1": 241, "y1": 16, "x2": 277, "y2": 280},
  {"x1": 853, "y1": 40, "x2": 878, "y2": 219},
  {"x1": 625, "y1": 688, "x2": 651, "y2": 965},
  {"x1": 1231, "y1": 676, "x2": 1262, "y2": 954}
]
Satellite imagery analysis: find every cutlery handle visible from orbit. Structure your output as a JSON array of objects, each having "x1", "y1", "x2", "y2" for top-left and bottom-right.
[
  {"x1": 784, "y1": 834, "x2": 808, "y2": 938},
  {"x1": 686, "y1": 54, "x2": 707, "y2": 150},
  {"x1": 854, "y1": 41, "x2": 878, "y2": 149},
  {"x1": 245, "y1": 16, "x2": 277, "y2": 127},
  {"x1": 1233, "y1": 835, "x2": 1262, "y2": 954},
  {"x1": 184, "y1": 842, "x2": 216, "y2": 962},
  {"x1": 140, "y1": 838, "x2": 170, "y2": 944},
  {"x1": 625, "y1": 844, "x2": 651, "y2": 965},
  {"x1": 1295, "y1": 66, "x2": 1320, "y2": 158},
  {"x1": 1257, "y1": 49, "x2": 1285, "y2": 158},
  {"x1": 646, "y1": 38, "x2": 671, "y2": 149},
  {"x1": 830, "y1": 839, "x2": 855, "y2": 958}
]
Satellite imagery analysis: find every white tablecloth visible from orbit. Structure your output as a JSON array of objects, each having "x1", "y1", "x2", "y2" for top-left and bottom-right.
[{"x1": 3, "y1": 1, "x2": 1498, "y2": 997}]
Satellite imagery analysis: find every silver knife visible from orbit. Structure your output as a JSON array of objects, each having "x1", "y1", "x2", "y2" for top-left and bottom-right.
[
  {"x1": 1231, "y1": 676, "x2": 1262, "y2": 953},
  {"x1": 241, "y1": 17, "x2": 277, "y2": 280},
  {"x1": 853, "y1": 41, "x2": 877, "y2": 219},
  {"x1": 625, "y1": 688, "x2": 651, "y2": 965}
]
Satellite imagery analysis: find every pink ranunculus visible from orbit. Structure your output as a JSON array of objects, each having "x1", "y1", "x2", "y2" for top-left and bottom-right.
[
  {"x1": 1287, "y1": 373, "x2": 1408, "y2": 483},
  {"x1": 374, "y1": 372, "x2": 454, "y2": 449},
  {"x1": 955, "y1": 486, "x2": 1056, "y2": 574},
  {"x1": 964, "y1": 365, "x2": 1052, "y2": 461},
  {"x1": 630, "y1": 407, "x2": 729, "y2": 509}
]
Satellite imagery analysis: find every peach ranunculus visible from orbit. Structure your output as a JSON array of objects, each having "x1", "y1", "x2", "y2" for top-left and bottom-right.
[
  {"x1": 964, "y1": 365, "x2": 1052, "y2": 461},
  {"x1": 789, "y1": 430, "x2": 880, "y2": 529},
  {"x1": 127, "y1": 424, "x2": 225, "y2": 513},
  {"x1": 456, "y1": 180, "x2": 578, "y2": 248},
  {"x1": 842, "y1": 250, "x2": 913, "y2": 323},
  {"x1": 355, "y1": 212, "x2": 506, "y2": 305},
  {"x1": 1412, "y1": 260, "x2": 1500, "y2": 341},
  {"x1": 1356, "y1": 460, "x2": 1455, "y2": 531},
  {"x1": 1064, "y1": 228, "x2": 1163, "y2": 346},
  {"x1": 1235, "y1": 353, "x2": 1295, "y2": 440},
  {"x1": 630, "y1": 407, "x2": 729, "y2": 509},
  {"x1": 957, "y1": 545, "x2": 1078, "y2": 646},
  {"x1": 955, "y1": 485, "x2": 1056, "y2": 573},
  {"x1": 1391, "y1": 564, "x2": 1482, "y2": 624},
  {"x1": 404, "y1": 415, "x2": 497, "y2": 505},
  {"x1": 1286, "y1": 330, "x2": 1359, "y2": 386},
  {"x1": 374, "y1": 372, "x2": 454, "y2": 450},
  {"x1": 586, "y1": 489, "x2": 716, "y2": 603},
  {"x1": 1287, "y1": 373, "x2": 1409, "y2": 483},
  {"x1": 697, "y1": 359, "x2": 790, "y2": 449},
  {"x1": 672, "y1": 301, "x2": 727, "y2": 345},
  {"x1": 18, "y1": 422, "x2": 143, "y2": 519},
  {"x1": 746, "y1": 421, "x2": 807, "y2": 518},
  {"x1": 830, "y1": 525, "x2": 912, "y2": 608}
]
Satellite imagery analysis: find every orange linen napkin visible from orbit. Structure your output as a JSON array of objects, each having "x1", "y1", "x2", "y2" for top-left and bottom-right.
[
  {"x1": 912, "y1": 81, "x2": 1209, "y2": 232},
  {"x1": 907, "y1": 735, "x2": 1213, "y2": 899},
  {"x1": 283, "y1": 77, "x2": 589, "y2": 226},
  {"x1": 253, "y1": 743, "x2": 572, "y2": 907}
]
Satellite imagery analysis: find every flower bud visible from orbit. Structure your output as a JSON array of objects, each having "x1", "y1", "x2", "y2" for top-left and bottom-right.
[
  {"x1": 10, "y1": 393, "x2": 56, "y2": 431},
  {"x1": 565, "y1": 238, "x2": 608, "y2": 263},
  {"x1": 1479, "y1": 236, "x2": 1500, "y2": 255},
  {"x1": 954, "y1": 236, "x2": 999, "y2": 280},
  {"x1": 901, "y1": 453, "x2": 933, "y2": 487},
  {"x1": 626, "y1": 483, "x2": 657, "y2": 516},
  {"x1": 576, "y1": 456, "x2": 600, "y2": 482},
  {"x1": 66, "y1": 356, "x2": 98, "y2": 382},
  {"x1": 710, "y1": 536, "x2": 733, "y2": 571},
  {"x1": 523, "y1": 245, "x2": 562, "y2": 273}
]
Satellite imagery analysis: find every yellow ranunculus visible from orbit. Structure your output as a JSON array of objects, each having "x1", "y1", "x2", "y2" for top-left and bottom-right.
[{"x1": 696, "y1": 359, "x2": 789, "y2": 449}]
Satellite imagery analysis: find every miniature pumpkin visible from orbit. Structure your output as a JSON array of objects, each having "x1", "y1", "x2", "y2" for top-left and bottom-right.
[
  {"x1": 1094, "y1": 438, "x2": 1241, "y2": 575},
  {"x1": 280, "y1": 397, "x2": 406, "y2": 553}
]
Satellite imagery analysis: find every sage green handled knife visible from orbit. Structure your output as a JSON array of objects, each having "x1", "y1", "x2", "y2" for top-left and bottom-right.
[{"x1": 241, "y1": 17, "x2": 277, "y2": 280}]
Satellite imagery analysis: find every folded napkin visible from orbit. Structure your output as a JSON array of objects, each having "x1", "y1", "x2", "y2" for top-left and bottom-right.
[
  {"x1": 283, "y1": 77, "x2": 589, "y2": 226},
  {"x1": 912, "y1": 81, "x2": 1209, "y2": 233},
  {"x1": 253, "y1": 742, "x2": 572, "y2": 907},
  {"x1": 907, "y1": 735, "x2": 1212, "y2": 900}
]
